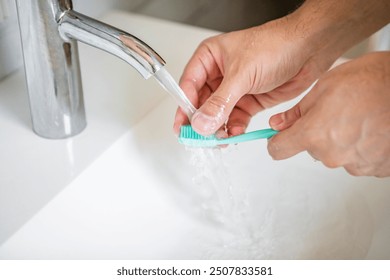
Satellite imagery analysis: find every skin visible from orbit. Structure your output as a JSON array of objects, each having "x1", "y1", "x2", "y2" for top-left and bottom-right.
[
  {"x1": 174, "y1": 18, "x2": 334, "y2": 138},
  {"x1": 268, "y1": 52, "x2": 390, "y2": 177},
  {"x1": 173, "y1": 0, "x2": 390, "y2": 176}
]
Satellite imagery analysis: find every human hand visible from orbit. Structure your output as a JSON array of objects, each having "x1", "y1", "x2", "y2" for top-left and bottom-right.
[
  {"x1": 173, "y1": 17, "x2": 336, "y2": 137},
  {"x1": 173, "y1": 0, "x2": 390, "y2": 138},
  {"x1": 268, "y1": 52, "x2": 390, "y2": 177}
]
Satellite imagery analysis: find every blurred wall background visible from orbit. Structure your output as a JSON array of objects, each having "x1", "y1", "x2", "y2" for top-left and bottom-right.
[
  {"x1": 74, "y1": 0, "x2": 302, "y2": 32},
  {"x1": 1, "y1": 0, "x2": 302, "y2": 80},
  {"x1": 1, "y1": 0, "x2": 389, "y2": 80}
]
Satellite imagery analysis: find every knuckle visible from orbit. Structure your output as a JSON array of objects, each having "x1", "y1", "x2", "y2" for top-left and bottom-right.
[
  {"x1": 208, "y1": 94, "x2": 229, "y2": 107},
  {"x1": 291, "y1": 105, "x2": 302, "y2": 121},
  {"x1": 204, "y1": 94, "x2": 231, "y2": 116},
  {"x1": 344, "y1": 165, "x2": 364, "y2": 177},
  {"x1": 199, "y1": 36, "x2": 218, "y2": 49},
  {"x1": 198, "y1": 40, "x2": 209, "y2": 50},
  {"x1": 283, "y1": 105, "x2": 302, "y2": 127},
  {"x1": 319, "y1": 152, "x2": 344, "y2": 168},
  {"x1": 321, "y1": 158, "x2": 341, "y2": 169},
  {"x1": 345, "y1": 169, "x2": 361, "y2": 177}
]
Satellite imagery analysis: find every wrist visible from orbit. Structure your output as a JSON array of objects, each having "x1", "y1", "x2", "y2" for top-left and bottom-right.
[{"x1": 287, "y1": 0, "x2": 390, "y2": 68}]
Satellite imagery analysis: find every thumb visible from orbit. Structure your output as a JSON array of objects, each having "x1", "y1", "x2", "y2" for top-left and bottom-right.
[
  {"x1": 191, "y1": 74, "x2": 247, "y2": 136},
  {"x1": 267, "y1": 90, "x2": 317, "y2": 160},
  {"x1": 269, "y1": 103, "x2": 303, "y2": 131},
  {"x1": 267, "y1": 119, "x2": 307, "y2": 160}
]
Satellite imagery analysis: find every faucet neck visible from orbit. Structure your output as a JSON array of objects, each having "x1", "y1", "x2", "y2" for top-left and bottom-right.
[
  {"x1": 16, "y1": 0, "x2": 165, "y2": 139},
  {"x1": 59, "y1": 10, "x2": 165, "y2": 79}
]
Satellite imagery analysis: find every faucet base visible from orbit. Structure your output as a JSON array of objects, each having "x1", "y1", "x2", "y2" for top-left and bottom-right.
[
  {"x1": 31, "y1": 118, "x2": 87, "y2": 140},
  {"x1": 16, "y1": 0, "x2": 87, "y2": 139}
]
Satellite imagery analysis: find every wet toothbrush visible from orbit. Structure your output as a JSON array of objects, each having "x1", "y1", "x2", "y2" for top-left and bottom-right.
[{"x1": 178, "y1": 125, "x2": 278, "y2": 147}]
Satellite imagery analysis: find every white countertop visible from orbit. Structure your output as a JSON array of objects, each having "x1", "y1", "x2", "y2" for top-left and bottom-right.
[{"x1": 0, "y1": 11, "x2": 217, "y2": 249}]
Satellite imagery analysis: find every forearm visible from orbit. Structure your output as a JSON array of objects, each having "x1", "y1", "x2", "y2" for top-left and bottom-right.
[{"x1": 288, "y1": 0, "x2": 390, "y2": 66}]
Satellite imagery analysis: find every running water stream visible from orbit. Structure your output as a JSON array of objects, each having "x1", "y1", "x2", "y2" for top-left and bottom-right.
[
  {"x1": 154, "y1": 67, "x2": 275, "y2": 258},
  {"x1": 154, "y1": 67, "x2": 196, "y2": 120},
  {"x1": 153, "y1": 67, "x2": 372, "y2": 259}
]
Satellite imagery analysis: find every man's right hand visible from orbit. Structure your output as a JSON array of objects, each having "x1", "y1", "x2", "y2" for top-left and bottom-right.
[{"x1": 173, "y1": 17, "x2": 329, "y2": 137}]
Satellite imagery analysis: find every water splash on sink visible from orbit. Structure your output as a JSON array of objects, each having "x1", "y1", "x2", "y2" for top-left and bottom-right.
[
  {"x1": 183, "y1": 145, "x2": 375, "y2": 259},
  {"x1": 185, "y1": 146, "x2": 275, "y2": 259},
  {"x1": 154, "y1": 67, "x2": 275, "y2": 257},
  {"x1": 187, "y1": 147, "x2": 238, "y2": 224}
]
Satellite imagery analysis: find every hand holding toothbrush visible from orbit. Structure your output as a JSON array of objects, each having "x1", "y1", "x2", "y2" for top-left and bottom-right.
[
  {"x1": 173, "y1": 0, "x2": 390, "y2": 138},
  {"x1": 268, "y1": 52, "x2": 390, "y2": 177},
  {"x1": 173, "y1": 0, "x2": 390, "y2": 177},
  {"x1": 173, "y1": 15, "x2": 331, "y2": 138}
]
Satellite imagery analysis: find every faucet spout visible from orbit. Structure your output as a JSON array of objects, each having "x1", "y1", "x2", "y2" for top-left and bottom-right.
[
  {"x1": 59, "y1": 10, "x2": 165, "y2": 79},
  {"x1": 15, "y1": 0, "x2": 165, "y2": 139}
]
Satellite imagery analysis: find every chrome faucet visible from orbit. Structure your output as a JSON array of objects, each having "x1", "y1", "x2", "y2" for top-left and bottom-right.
[{"x1": 15, "y1": 0, "x2": 165, "y2": 139}]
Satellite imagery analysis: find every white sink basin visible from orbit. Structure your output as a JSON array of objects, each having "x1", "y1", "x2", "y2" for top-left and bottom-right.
[{"x1": 1, "y1": 11, "x2": 389, "y2": 260}]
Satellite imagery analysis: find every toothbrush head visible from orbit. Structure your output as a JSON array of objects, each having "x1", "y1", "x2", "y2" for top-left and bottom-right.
[{"x1": 178, "y1": 125, "x2": 219, "y2": 148}]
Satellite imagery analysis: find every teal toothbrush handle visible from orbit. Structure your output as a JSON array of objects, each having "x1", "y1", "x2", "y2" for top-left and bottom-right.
[{"x1": 218, "y1": 129, "x2": 278, "y2": 145}]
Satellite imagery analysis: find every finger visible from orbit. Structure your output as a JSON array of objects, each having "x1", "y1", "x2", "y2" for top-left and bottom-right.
[
  {"x1": 226, "y1": 108, "x2": 251, "y2": 136},
  {"x1": 215, "y1": 127, "x2": 229, "y2": 148},
  {"x1": 191, "y1": 72, "x2": 248, "y2": 136},
  {"x1": 267, "y1": 87, "x2": 321, "y2": 160},
  {"x1": 268, "y1": 83, "x2": 321, "y2": 131},
  {"x1": 173, "y1": 82, "x2": 217, "y2": 135},
  {"x1": 269, "y1": 103, "x2": 302, "y2": 131},
  {"x1": 267, "y1": 119, "x2": 307, "y2": 160},
  {"x1": 226, "y1": 95, "x2": 263, "y2": 136},
  {"x1": 173, "y1": 107, "x2": 189, "y2": 136},
  {"x1": 174, "y1": 40, "x2": 223, "y2": 134},
  {"x1": 179, "y1": 39, "x2": 222, "y2": 94}
]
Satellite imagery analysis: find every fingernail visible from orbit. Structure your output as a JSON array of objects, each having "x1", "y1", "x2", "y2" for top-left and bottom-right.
[{"x1": 191, "y1": 112, "x2": 218, "y2": 135}]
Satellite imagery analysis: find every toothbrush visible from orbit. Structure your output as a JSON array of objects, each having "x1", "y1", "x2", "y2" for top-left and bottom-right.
[{"x1": 178, "y1": 125, "x2": 278, "y2": 148}]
